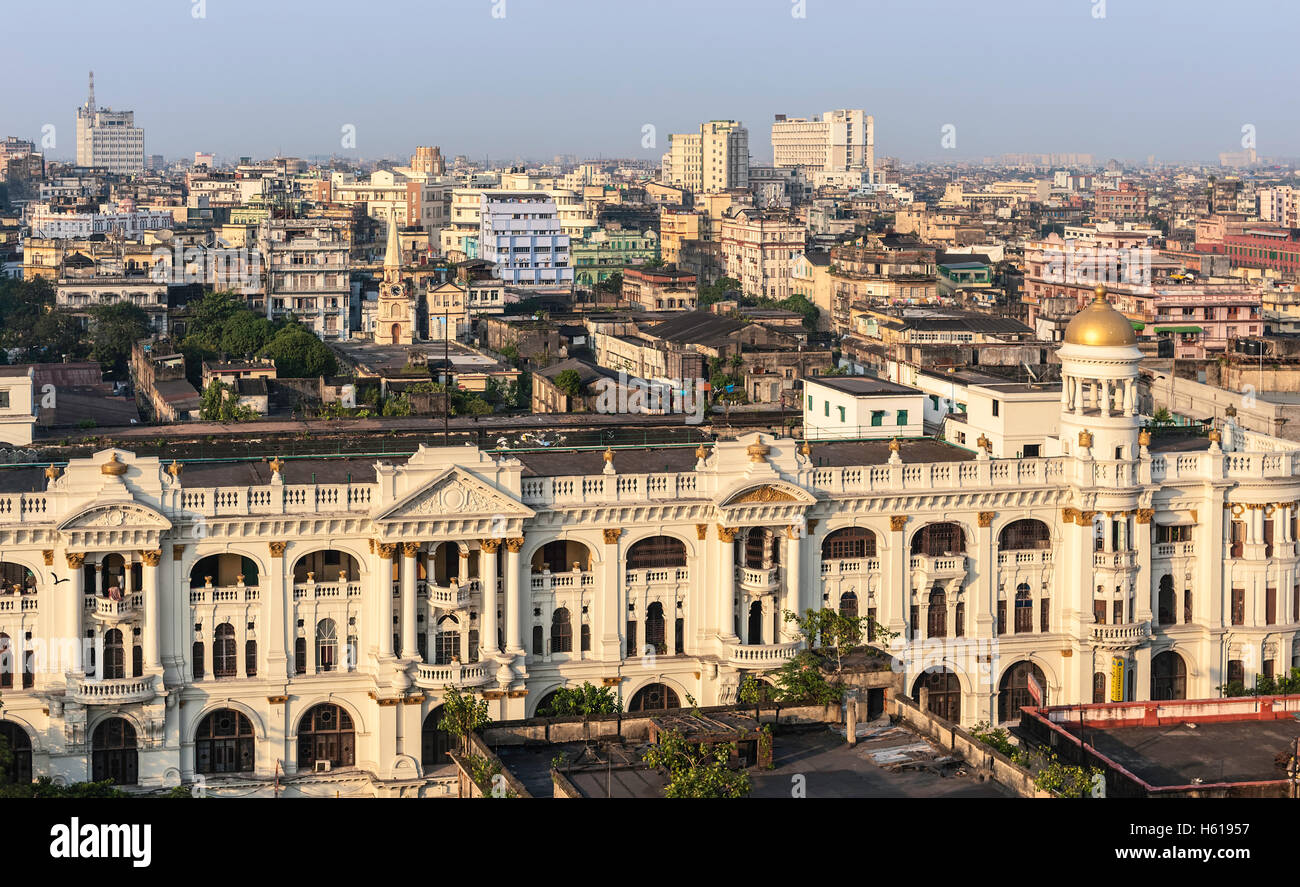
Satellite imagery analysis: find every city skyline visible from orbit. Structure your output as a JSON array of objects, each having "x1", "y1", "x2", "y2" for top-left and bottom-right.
[{"x1": 6, "y1": 0, "x2": 1298, "y2": 166}]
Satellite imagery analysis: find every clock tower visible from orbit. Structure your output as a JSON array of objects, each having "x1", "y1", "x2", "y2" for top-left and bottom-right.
[{"x1": 375, "y1": 215, "x2": 413, "y2": 345}]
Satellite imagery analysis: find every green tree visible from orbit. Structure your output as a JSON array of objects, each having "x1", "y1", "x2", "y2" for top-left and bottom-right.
[
  {"x1": 538, "y1": 682, "x2": 622, "y2": 717},
  {"x1": 199, "y1": 379, "x2": 258, "y2": 422},
  {"x1": 642, "y1": 730, "x2": 751, "y2": 798},
  {"x1": 258, "y1": 325, "x2": 338, "y2": 378},
  {"x1": 438, "y1": 687, "x2": 492, "y2": 754},
  {"x1": 219, "y1": 310, "x2": 276, "y2": 358},
  {"x1": 90, "y1": 302, "x2": 152, "y2": 378},
  {"x1": 381, "y1": 393, "x2": 412, "y2": 417},
  {"x1": 553, "y1": 369, "x2": 583, "y2": 398}
]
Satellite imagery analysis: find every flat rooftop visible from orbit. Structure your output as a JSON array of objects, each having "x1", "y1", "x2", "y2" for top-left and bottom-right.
[
  {"x1": 1063, "y1": 718, "x2": 1300, "y2": 788},
  {"x1": 807, "y1": 376, "x2": 921, "y2": 397}
]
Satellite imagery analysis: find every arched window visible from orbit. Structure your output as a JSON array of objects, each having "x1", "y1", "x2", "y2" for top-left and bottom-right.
[
  {"x1": 998, "y1": 519, "x2": 1051, "y2": 551},
  {"x1": 626, "y1": 536, "x2": 687, "y2": 570},
  {"x1": 645, "y1": 602, "x2": 666, "y2": 655},
  {"x1": 213, "y1": 624, "x2": 237, "y2": 678},
  {"x1": 422, "y1": 706, "x2": 454, "y2": 769},
  {"x1": 927, "y1": 587, "x2": 947, "y2": 638},
  {"x1": 910, "y1": 522, "x2": 965, "y2": 557},
  {"x1": 913, "y1": 669, "x2": 960, "y2": 723},
  {"x1": 91, "y1": 717, "x2": 138, "y2": 785},
  {"x1": 297, "y1": 704, "x2": 355, "y2": 770},
  {"x1": 195, "y1": 709, "x2": 255, "y2": 775},
  {"x1": 822, "y1": 527, "x2": 876, "y2": 560},
  {"x1": 1092, "y1": 671, "x2": 1107, "y2": 704},
  {"x1": 103, "y1": 628, "x2": 125, "y2": 680},
  {"x1": 839, "y1": 591, "x2": 858, "y2": 621},
  {"x1": 0, "y1": 561, "x2": 35, "y2": 595},
  {"x1": 0, "y1": 721, "x2": 32, "y2": 785},
  {"x1": 292, "y1": 550, "x2": 361, "y2": 585},
  {"x1": 0, "y1": 634, "x2": 11, "y2": 689},
  {"x1": 316, "y1": 619, "x2": 338, "y2": 673},
  {"x1": 628, "y1": 682, "x2": 680, "y2": 712},
  {"x1": 998, "y1": 661, "x2": 1047, "y2": 723},
  {"x1": 1151, "y1": 651, "x2": 1187, "y2": 700},
  {"x1": 435, "y1": 615, "x2": 459, "y2": 665},
  {"x1": 551, "y1": 608, "x2": 573, "y2": 654},
  {"x1": 1157, "y1": 575, "x2": 1176, "y2": 626},
  {"x1": 189, "y1": 554, "x2": 260, "y2": 588},
  {"x1": 1014, "y1": 583, "x2": 1033, "y2": 633}
]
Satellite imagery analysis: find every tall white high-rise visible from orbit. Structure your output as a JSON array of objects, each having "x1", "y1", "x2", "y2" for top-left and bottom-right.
[
  {"x1": 75, "y1": 71, "x2": 145, "y2": 174},
  {"x1": 772, "y1": 109, "x2": 873, "y2": 176}
]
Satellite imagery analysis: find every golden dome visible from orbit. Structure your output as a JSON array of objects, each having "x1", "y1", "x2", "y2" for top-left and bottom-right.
[
  {"x1": 1063, "y1": 285, "x2": 1138, "y2": 347},
  {"x1": 101, "y1": 453, "x2": 128, "y2": 476}
]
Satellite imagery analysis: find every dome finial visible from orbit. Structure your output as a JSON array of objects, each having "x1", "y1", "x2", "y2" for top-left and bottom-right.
[{"x1": 1094, "y1": 283, "x2": 1108, "y2": 301}]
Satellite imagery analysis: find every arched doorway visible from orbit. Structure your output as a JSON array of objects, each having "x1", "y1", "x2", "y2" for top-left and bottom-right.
[
  {"x1": 645, "y1": 602, "x2": 666, "y2": 654},
  {"x1": 998, "y1": 661, "x2": 1047, "y2": 723},
  {"x1": 91, "y1": 717, "x2": 138, "y2": 785},
  {"x1": 1151, "y1": 650, "x2": 1187, "y2": 700},
  {"x1": 0, "y1": 721, "x2": 32, "y2": 784},
  {"x1": 913, "y1": 669, "x2": 961, "y2": 723},
  {"x1": 628, "y1": 682, "x2": 680, "y2": 712},
  {"x1": 421, "y1": 706, "x2": 454, "y2": 770},
  {"x1": 391, "y1": 322, "x2": 402, "y2": 343},
  {"x1": 747, "y1": 601, "x2": 763, "y2": 645},
  {"x1": 195, "y1": 709, "x2": 255, "y2": 775},
  {"x1": 297, "y1": 704, "x2": 355, "y2": 770}
]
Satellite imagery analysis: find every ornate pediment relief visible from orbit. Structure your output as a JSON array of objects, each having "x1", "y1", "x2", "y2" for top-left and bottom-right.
[
  {"x1": 717, "y1": 482, "x2": 817, "y2": 509},
  {"x1": 58, "y1": 503, "x2": 172, "y2": 532},
  {"x1": 374, "y1": 468, "x2": 534, "y2": 523}
]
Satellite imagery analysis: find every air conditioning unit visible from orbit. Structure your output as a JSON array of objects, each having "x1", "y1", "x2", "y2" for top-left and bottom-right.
[{"x1": 314, "y1": 760, "x2": 332, "y2": 773}]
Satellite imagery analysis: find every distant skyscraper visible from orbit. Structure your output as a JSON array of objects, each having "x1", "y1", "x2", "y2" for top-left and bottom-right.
[
  {"x1": 772, "y1": 110, "x2": 873, "y2": 176},
  {"x1": 75, "y1": 71, "x2": 145, "y2": 174}
]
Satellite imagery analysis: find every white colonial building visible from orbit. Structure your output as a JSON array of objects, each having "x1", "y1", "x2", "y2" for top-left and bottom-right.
[{"x1": 0, "y1": 289, "x2": 1298, "y2": 794}]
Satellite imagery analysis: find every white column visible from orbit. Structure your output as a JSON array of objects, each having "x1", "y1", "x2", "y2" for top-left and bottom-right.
[
  {"x1": 376, "y1": 544, "x2": 394, "y2": 658},
  {"x1": 63, "y1": 553, "x2": 85, "y2": 681},
  {"x1": 783, "y1": 527, "x2": 802, "y2": 642},
  {"x1": 400, "y1": 542, "x2": 418, "y2": 660},
  {"x1": 504, "y1": 538, "x2": 524, "y2": 655},
  {"x1": 718, "y1": 527, "x2": 738, "y2": 643},
  {"x1": 143, "y1": 550, "x2": 161, "y2": 670},
  {"x1": 479, "y1": 541, "x2": 499, "y2": 658}
]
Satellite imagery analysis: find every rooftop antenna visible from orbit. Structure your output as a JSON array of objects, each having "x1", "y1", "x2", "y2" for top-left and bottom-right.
[
  {"x1": 1022, "y1": 361, "x2": 1038, "y2": 387},
  {"x1": 86, "y1": 70, "x2": 95, "y2": 111}
]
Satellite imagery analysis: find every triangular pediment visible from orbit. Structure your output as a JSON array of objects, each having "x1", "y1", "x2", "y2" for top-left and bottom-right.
[
  {"x1": 58, "y1": 502, "x2": 172, "y2": 531},
  {"x1": 374, "y1": 467, "x2": 535, "y2": 523},
  {"x1": 717, "y1": 481, "x2": 817, "y2": 509}
]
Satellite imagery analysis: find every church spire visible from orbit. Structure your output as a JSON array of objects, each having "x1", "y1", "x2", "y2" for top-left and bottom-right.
[{"x1": 383, "y1": 214, "x2": 402, "y2": 271}]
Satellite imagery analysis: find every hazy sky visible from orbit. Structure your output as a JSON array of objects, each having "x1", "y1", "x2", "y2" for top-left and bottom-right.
[{"x1": 7, "y1": 0, "x2": 1297, "y2": 165}]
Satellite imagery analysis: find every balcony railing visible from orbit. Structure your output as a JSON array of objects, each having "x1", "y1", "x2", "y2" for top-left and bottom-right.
[
  {"x1": 1089, "y1": 621, "x2": 1151, "y2": 649},
  {"x1": 90, "y1": 594, "x2": 142, "y2": 621},
  {"x1": 725, "y1": 641, "x2": 800, "y2": 667},
  {"x1": 1153, "y1": 542, "x2": 1195, "y2": 558},
  {"x1": 736, "y1": 565, "x2": 779, "y2": 592},
  {"x1": 997, "y1": 550, "x2": 1054, "y2": 566},
  {"x1": 69, "y1": 673, "x2": 159, "y2": 704},
  {"x1": 428, "y1": 579, "x2": 477, "y2": 609},
  {"x1": 909, "y1": 555, "x2": 967, "y2": 574},
  {"x1": 531, "y1": 572, "x2": 594, "y2": 592},
  {"x1": 625, "y1": 567, "x2": 689, "y2": 586},
  {"x1": 293, "y1": 581, "x2": 362, "y2": 600},
  {"x1": 1093, "y1": 551, "x2": 1137, "y2": 569},
  {"x1": 190, "y1": 585, "x2": 264, "y2": 604},
  {"x1": 0, "y1": 595, "x2": 37, "y2": 613},
  {"x1": 413, "y1": 661, "x2": 492, "y2": 689},
  {"x1": 820, "y1": 559, "x2": 881, "y2": 575}
]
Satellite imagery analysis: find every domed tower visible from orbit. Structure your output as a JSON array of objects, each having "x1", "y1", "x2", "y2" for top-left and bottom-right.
[{"x1": 1058, "y1": 285, "x2": 1144, "y2": 462}]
